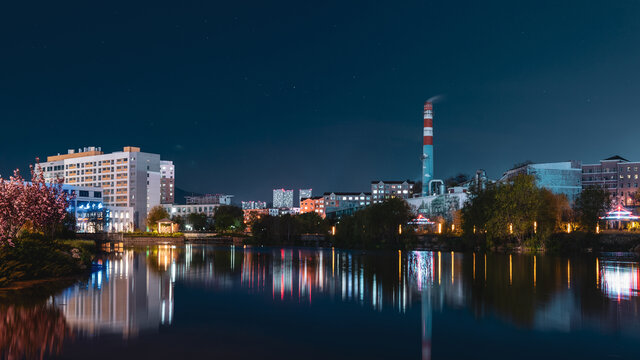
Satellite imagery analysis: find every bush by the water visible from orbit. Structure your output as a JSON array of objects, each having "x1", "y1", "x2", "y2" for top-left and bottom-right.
[
  {"x1": 251, "y1": 212, "x2": 330, "y2": 245},
  {"x1": 0, "y1": 235, "x2": 95, "y2": 287},
  {"x1": 333, "y1": 198, "x2": 416, "y2": 249}
]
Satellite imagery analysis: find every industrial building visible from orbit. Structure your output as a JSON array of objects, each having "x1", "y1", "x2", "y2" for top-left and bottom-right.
[
  {"x1": 500, "y1": 161, "x2": 582, "y2": 203},
  {"x1": 582, "y1": 156, "x2": 640, "y2": 207}
]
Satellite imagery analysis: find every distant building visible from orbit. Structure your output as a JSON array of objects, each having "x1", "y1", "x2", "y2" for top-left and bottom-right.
[
  {"x1": 186, "y1": 194, "x2": 233, "y2": 205},
  {"x1": 160, "y1": 160, "x2": 175, "y2": 204},
  {"x1": 273, "y1": 189, "x2": 294, "y2": 208},
  {"x1": 36, "y1": 146, "x2": 170, "y2": 230},
  {"x1": 300, "y1": 196, "x2": 326, "y2": 218},
  {"x1": 163, "y1": 204, "x2": 219, "y2": 218},
  {"x1": 582, "y1": 156, "x2": 640, "y2": 207},
  {"x1": 500, "y1": 161, "x2": 582, "y2": 203},
  {"x1": 323, "y1": 192, "x2": 371, "y2": 218},
  {"x1": 242, "y1": 201, "x2": 267, "y2": 210},
  {"x1": 371, "y1": 180, "x2": 415, "y2": 203},
  {"x1": 299, "y1": 189, "x2": 312, "y2": 205}
]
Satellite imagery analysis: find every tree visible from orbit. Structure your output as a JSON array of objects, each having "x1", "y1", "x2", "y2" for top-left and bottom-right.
[
  {"x1": 574, "y1": 186, "x2": 610, "y2": 232},
  {"x1": 334, "y1": 198, "x2": 416, "y2": 249},
  {"x1": 213, "y1": 205, "x2": 244, "y2": 233},
  {"x1": 462, "y1": 174, "x2": 568, "y2": 246},
  {"x1": 187, "y1": 213, "x2": 208, "y2": 231},
  {"x1": 296, "y1": 212, "x2": 329, "y2": 234},
  {"x1": 0, "y1": 166, "x2": 69, "y2": 245},
  {"x1": 445, "y1": 173, "x2": 470, "y2": 188},
  {"x1": 146, "y1": 206, "x2": 170, "y2": 232}
]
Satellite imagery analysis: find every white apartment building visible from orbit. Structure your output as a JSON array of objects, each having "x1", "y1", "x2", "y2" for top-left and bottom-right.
[{"x1": 37, "y1": 146, "x2": 173, "y2": 231}]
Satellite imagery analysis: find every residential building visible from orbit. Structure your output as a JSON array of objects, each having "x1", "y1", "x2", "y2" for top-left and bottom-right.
[
  {"x1": 323, "y1": 192, "x2": 371, "y2": 218},
  {"x1": 163, "y1": 204, "x2": 220, "y2": 218},
  {"x1": 582, "y1": 156, "x2": 640, "y2": 207},
  {"x1": 37, "y1": 146, "x2": 169, "y2": 230},
  {"x1": 299, "y1": 189, "x2": 312, "y2": 205},
  {"x1": 242, "y1": 201, "x2": 267, "y2": 210},
  {"x1": 300, "y1": 196, "x2": 325, "y2": 218},
  {"x1": 273, "y1": 189, "x2": 294, "y2": 208},
  {"x1": 371, "y1": 180, "x2": 415, "y2": 203},
  {"x1": 500, "y1": 161, "x2": 582, "y2": 203},
  {"x1": 186, "y1": 194, "x2": 233, "y2": 205},
  {"x1": 160, "y1": 160, "x2": 175, "y2": 204}
]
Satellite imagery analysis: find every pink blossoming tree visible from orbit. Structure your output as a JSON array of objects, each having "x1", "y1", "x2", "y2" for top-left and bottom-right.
[{"x1": 0, "y1": 163, "x2": 70, "y2": 246}]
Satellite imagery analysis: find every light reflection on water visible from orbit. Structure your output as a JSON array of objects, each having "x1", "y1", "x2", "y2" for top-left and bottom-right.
[{"x1": 3, "y1": 245, "x2": 640, "y2": 359}]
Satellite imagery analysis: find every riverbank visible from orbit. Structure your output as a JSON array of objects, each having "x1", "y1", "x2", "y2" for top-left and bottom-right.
[
  {"x1": 0, "y1": 238, "x2": 96, "y2": 288},
  {"x1": 415, "y1": 231, "x2": 640, "y2": 254}
]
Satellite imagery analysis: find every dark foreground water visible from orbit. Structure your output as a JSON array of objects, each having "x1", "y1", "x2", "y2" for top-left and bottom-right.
[{"x1": 1, "y1": 245, "x2": 640, "y2": 359}]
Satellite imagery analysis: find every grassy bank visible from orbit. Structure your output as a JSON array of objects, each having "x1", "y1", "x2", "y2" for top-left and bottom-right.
[
  {"x1": 0, "y1": 237, "x2": 96, "y2": 287},
  {"x1": 418, "y1": 231, "x2": 640, "y2": 254}
]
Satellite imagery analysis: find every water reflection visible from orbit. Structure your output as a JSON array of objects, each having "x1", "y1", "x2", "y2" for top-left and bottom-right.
[{"x1": 4, "y1": 245, "x2": 640, "y2": 359}]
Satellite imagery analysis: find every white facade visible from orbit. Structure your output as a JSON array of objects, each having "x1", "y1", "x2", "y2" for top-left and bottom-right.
[
  {"x1": 273, "y1": 189, "x2": 294, "y2": 208},
  {"x1": 163, "y1": 204, "x2": 220, "y2": 217},
  {"x1": 37, "y1": 146, "x2": 170, "y2": 231}
]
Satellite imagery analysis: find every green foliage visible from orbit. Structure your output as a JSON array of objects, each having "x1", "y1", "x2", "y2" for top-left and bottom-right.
[
  {"x1": 573, "y1": 186, "x2": 610, "y2": 232},
  {"x1": 333, "y1": 198, "x2": 416, "y2": 249},
  {"x1": 146, "y1": 206, "x2": 170, "y2": 232},
  {"x1": 462, "y1": 174, "x2": 571, "y2": 248},
  {"x1": 251, "y1": 212, "x2": 330, "y2": 245},
  {"x1": 213, "y1": 205, "x2": 244, "y2": 233},
  {"x1": 0, "y1": 236, "x2": 95, "y2": 287},
  {"x1": 187, "y1": 213, "x2": 209, "y2": 231}
]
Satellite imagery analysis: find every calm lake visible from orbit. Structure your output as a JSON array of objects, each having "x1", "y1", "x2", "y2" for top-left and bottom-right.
[{"x1": 2, "y1": 245, "x2": 640, "y2": 359}]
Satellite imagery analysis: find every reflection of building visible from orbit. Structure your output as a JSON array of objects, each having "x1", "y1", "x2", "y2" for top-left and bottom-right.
[
  {"x1": 583, "y1": 156, "x2": 640, "y2": 207},
  {"x1": 371, "y1": 180, "x2": 414, "y2": 203},
  {"x1": 273, "y1": 189, "x2": 294, "y2": 208},
  {"x1": 55, "y1": 250, "x2": 174, "y2": 338},
  {"x1": 501, "y1": 161, "x2": 582, "y2": 203}
]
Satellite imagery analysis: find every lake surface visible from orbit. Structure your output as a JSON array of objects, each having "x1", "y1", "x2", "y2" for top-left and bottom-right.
[{"x1": 2, "y1": 245, "x2": 640, "y2": 359}]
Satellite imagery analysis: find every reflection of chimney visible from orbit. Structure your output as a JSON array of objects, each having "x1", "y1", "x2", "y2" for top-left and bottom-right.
[{"x1": 422, "y1": 101, "x2": 434, "y2": 197}]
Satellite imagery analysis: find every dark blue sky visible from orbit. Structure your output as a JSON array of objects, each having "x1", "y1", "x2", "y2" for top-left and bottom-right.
[{"x1": 1, "y1": 0, "x2": 639, "y2": 202}]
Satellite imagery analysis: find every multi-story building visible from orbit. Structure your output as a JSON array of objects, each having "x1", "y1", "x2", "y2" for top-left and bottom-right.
[
  {"x1": 371, "y1": 180, "x2": 415, "y2": 204},
  {"x1": 160, "y1": 160, "x2": 175, "y2": 204},
  {"x1": 582, "y1": 156, "x2": 640, "y2": 207},
  {"x1": 37, "y1": 146, "x2": 170, "y2": 230},
  {"x1": 501, "y1": 161, "x2": 582, "y2": 203},
  {"x1": 185, "y1": 194, "x2": 233, "y2": 205},
  {"x1": 241, "y1": 201, "x2": 267, "y2": 210},
  {"x1": 299, "y1": 189, "x2": 312, "y2": 205},
  {"x1": 273, "y1": 189, "x2": 294, "y2": 208},
  {"x1": 162, "y1": 204, "x2": 220, "y2": 218},
  {"x1": 300, "y1": 196, "x2": 325, "y2": 218},
  {"x1": 243, "y1": 208, "x2": 269, "y2": 225},
  {"x1": 323, "y1": 192, "x2": 371, "y2": 217}
]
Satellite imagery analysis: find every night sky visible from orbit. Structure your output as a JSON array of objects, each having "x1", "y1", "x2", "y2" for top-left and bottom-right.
[{"x1": 1, "y1": 1, "x2": 640, "y2": 202}]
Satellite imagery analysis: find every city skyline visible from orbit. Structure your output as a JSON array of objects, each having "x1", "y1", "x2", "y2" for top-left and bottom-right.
[{"x1": 2, "y1": 1, "x2": 640, "y2": 202}]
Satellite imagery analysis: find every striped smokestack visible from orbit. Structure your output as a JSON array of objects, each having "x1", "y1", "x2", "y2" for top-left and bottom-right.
[{"x1": 422, "y1": 101, "x2": 434, "y2": 197}]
